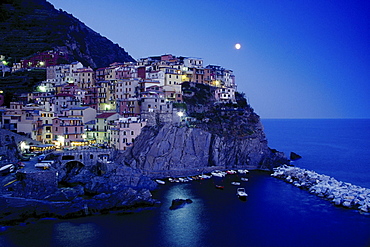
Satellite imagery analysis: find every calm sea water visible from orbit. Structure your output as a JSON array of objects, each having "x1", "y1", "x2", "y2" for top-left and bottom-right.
[{"x1": 0, "y1": 119, "x2": 369, "y2": 247}]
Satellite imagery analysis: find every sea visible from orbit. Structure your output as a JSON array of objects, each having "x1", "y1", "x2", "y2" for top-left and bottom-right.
[{"x1": 0, "y1": 119, "x2": 369, "y2": 247}]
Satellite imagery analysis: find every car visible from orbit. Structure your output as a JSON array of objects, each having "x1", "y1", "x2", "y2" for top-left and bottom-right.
[{"x1": 38, "y1": 154, "x2": 46, "y2": 162}]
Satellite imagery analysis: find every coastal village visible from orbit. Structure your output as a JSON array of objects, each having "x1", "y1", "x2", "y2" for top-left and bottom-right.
[{"x1": 0, "y1": 51, "x2": 237, "y2": 153}]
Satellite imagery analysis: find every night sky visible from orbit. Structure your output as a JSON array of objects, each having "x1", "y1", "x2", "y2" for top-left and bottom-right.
[{"x1": 49, "y1": 0, "x2": 370, "y2": 119}]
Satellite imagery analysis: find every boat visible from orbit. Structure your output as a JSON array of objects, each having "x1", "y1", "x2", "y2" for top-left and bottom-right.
[
  {"x1": 211, "y1": 170, "x2": 226, "y2": 177},
  {"x1": 0, "y1": 164, "x2": 15, "y2": 175},
  {"x1": 241, "y1": 177, "x2": 249, "y2": 182},
  {"x1": 231, "y1": 181, "x2": 241, "y2": 186},
  {"x1": 215, "y1": 185, "x2": 224, "y2": 190},
  {"x1": 155, "y1": 179, "x2": 165, "y2": 185},
  {"x1": 236, "y1": 188, "x2": 248, "y2": 198},
  {"x1": 238, "y1": 169, "x2": 249, "y2": 174},
  {"x1": 226, "y1": 170, "x2": 237, "y2": 174},
  {"x1": 200, "y1": 174, "x2": 212, "y2": 179}
]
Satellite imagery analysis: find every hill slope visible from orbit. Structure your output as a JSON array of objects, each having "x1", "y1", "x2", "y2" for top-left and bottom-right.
[{"x1": 0, "y1": 0, "x2": 135, "y2": 68}]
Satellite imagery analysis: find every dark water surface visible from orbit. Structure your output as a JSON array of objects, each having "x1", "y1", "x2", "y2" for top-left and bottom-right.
[{"x1": 0, "y1": 119, "x2": 369, "y2": 247}]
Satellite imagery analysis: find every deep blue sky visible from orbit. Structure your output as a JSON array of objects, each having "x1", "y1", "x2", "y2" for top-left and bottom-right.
[{"x1": 49, "y1": 0, "x2": 370, "y2": 119}]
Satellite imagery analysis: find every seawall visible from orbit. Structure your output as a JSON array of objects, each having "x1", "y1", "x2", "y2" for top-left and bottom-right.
[{"x1": 271, "y1": 165, "x2": 370, "y2": 213}]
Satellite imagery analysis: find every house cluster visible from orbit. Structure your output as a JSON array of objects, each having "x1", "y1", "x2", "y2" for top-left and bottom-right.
[{"x1": 0, "y1": 53, "x2": 237, "y2": 151}]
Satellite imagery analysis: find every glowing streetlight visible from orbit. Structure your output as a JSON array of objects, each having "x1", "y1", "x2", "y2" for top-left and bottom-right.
[
  {"x1": 38, "y1": 85, "x2": 46, "y2": 92},
  {"x1": 57, "y1": 135, "x2": 65, "y2": 148}
]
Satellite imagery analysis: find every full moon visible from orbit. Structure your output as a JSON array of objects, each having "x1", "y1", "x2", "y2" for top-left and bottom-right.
[{"x1": 235, "y1": 43, "x2": 241, "y2": 50}]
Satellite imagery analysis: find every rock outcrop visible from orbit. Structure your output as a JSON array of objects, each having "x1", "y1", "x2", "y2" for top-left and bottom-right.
[
  {"x1": 0, "y1": 160, "x2": 157, "y2": 224},
  {"x1": 122, "y1": 83, "x2": 289, "y2": 178},
  {"x1": 124, "y1": 123, "x2": 287, "y2": 178}
]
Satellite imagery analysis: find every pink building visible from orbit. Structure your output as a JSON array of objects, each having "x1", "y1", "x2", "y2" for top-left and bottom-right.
[{"x1": 52, "y1": 117, "x2": 84, "y2": 147}]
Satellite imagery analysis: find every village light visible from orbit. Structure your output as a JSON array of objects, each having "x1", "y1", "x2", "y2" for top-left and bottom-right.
[
  {"x1": 38, "y1": 85, "x2": 46, "y2": 92},
  {"x1": 57, "y1": 135, "x2": 65, "y2": 147},
  {"x1": 20, "y1": 141, "x2": 28, "y2": 152}
]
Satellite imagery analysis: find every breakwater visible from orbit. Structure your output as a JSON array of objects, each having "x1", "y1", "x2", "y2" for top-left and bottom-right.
[{"x1": 271, "y1": 165, "x2": 370, "y2": 213}]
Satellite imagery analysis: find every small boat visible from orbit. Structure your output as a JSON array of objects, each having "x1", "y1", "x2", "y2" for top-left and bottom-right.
[
  {"x1": 241, "y1": 177, "x2": 249, "y2": 182},
  {"x1": 231, "y1": 181, "x2": 241, "y2": 186},
  {"x1": 236, "y1": 188, "x2": 248, "y2": 198},
  {"x1": 215, "y1": 185, "x2": 224, "y2": 190},
  {"x1": 0, "y1": 164, "x2": 15, "y2": 174},
  {"x1": 226, "y1": 170, "x2": 237, "y2": 174},
  {"x1": 156, "y1": 179, "x2": 165, "y2": 185},
  {"x1": 211, "y1": 170, "x2": 226, "y2": 177},
  {"x1": 200, "y1": 174, "x2": 212, "y2": 179},
  {"x1": 179, "y1": 177, "x2": 189, "y2": 182},
  {"x1": 238, "y1": 169, "x2": 249, "y2": 174}
]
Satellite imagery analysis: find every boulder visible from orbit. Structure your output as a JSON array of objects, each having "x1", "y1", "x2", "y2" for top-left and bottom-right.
[
  {"x1": 290, "y1": 152, "x2": 302, "y2": 161},
  {"x1": 169, "y1": 198, "x2": 193, "y2": 210}
]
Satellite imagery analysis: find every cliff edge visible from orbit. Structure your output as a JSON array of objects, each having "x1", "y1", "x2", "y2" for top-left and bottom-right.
[{"x1": 122, "y1": 83, "x2": 289, "y2": 178}]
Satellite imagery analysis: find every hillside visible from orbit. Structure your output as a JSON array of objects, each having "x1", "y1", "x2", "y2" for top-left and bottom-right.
[{"x1": 0, "y1": 0, "x2": 135, "y2": 68}]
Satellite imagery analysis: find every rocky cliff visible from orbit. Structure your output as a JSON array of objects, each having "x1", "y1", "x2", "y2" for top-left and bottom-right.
[
  {"x1": 0, "y1": 0, "x2": 135, "y2": 68},
  {"x1": 122, "y1": 83, "x2": 289, "y2": 178}
]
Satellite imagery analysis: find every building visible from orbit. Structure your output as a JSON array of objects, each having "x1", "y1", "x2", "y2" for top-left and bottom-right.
[
  {"x1": 21, "y1": 50, "x2": 69, "y2": 68},
  {"x1": 94, "y1": 112, "x2": 121, "y2": 145},
  {"x1": 215, "y1": 87, "x2": 236, "y2": 103},
  {"x1": 110, "y1": 117, "x2": 147, "y2": 151},
  {"x1": 52, "y1": 117, "x2": 85, "y2": 147}
]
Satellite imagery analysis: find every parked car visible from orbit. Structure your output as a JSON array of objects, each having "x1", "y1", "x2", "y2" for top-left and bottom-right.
[{"x1": 38, "y1": 154, "x2": 46, "y2": 162}]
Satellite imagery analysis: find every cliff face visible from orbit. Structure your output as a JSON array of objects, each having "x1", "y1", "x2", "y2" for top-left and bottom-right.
[
  {"x1": 123, "y1": 83, "x2": 289, "y2": 178},
  {"x1": 0, "y1": 0, "x2": 135, "y2": 68},
  {"x1": 124, "y1": 124, "x2": 287, "y2": 178}
]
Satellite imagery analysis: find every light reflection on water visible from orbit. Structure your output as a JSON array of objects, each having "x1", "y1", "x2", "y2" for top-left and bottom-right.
[
  {"x1": 53, "y1": 222, "x2": 100, "y2": 247},
  {"x1": 159, "y1": 183, "x2": 207, "y2": 247}
]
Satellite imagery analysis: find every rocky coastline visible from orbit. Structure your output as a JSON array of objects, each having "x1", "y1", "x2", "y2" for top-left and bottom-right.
[
  {"x1": 0, "y1": 158, "x2": 158, "y2": 225},
  {"x1": 271, "y1": 165, "x2": 370, "y2": 213},
  {"x1": 0, "y1": 85, "x2": 290, "y2": 225}
]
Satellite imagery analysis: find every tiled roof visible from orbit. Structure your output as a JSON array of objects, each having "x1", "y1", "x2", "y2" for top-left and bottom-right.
[{"x1": 96, "y1": 112, "x2": 117, "y2": 118}]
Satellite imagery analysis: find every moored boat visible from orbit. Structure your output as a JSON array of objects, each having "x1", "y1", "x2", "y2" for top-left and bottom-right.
[
  {"x1": 156, "y1": 179, "x2": 165, "y2": 185},
  {"x1": 211, "y1": 170, "x2": 226, "y2": 177},
  {"x1": 227, "y1": 170, "x2": 237, "y2": 174},
  {"x1": 231, "y1": 181, "x2": 241, "y2": 186},
  {"x1": 200, "y1": 174, "x2": 212, "y2": 179},
  {"x1": 0, "y1": 164, "x2": 15, "y2": 175},
  {"x1": 238, "y1": 169, "x2": 249, "y2": 174},
  {"x1": 236, "y1": 188, "x2": 248, "y2": 198},
  {"x1": 215, "y1": 185, "x2": 224, "y2": 190}
]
